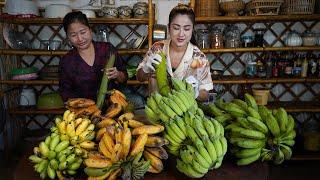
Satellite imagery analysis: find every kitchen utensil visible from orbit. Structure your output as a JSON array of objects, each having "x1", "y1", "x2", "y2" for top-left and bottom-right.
[
  {"x1": 153, "y1": 24, "x2": 167, "y2": 42},
  {"x1": 3, "y1": 24, "x2": 32, "y2": 49},
  {"x1": 77, "y1": 9, "x2": 96, "y2": 18},
  {"x1": 118, "y1": 6, "x2": 132, "y2": 18},
  {"x1": 44, "y1": 4, "x2": 72, "y2": 18},
  {"x1": 12, "y1": 73, "x2": 38, "y2": 80},
  {"x1": 5, "y1": 0, "x2": 39, "y2": 16},
  {"x1": 37, "y1": 92, "x2": 64, "y2": 110},
  {"x1": 10, "y1": 67, "x2": 38, "y2": 76}
]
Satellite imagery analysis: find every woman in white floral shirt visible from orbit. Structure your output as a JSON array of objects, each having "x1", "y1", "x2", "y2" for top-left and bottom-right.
[{"x1": 136, "y1": 4, "x2": 213, "y2": 101}]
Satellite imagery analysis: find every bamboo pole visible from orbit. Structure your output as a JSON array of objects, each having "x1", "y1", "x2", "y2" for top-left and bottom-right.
[{"x1": 148, "y1": 0, "x2": 154, "y2": 48}]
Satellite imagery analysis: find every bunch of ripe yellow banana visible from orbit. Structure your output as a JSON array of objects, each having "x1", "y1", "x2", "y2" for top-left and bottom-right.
[
  {"x1": 29, "y1": 131, "x2": 83, "y2": 179},
  {"x1": 201, "y1": 93, "x2": 296, "y2": 165},
  {"x1": 144, "y1": 78, "x2": 228, "y2": 178},
  {"x1": 55, "y1": 110, "x2": 96, "y2": 157},
  {"x1": 84, "y1": 110, "x2": 168, "y2": 179}
]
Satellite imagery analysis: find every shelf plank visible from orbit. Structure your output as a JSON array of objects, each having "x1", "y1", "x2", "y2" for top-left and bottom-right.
[
  {"x1": 267, "y1": 101, "x2": 320, "y2": 113},
  {"x1": 1, "y1": 17, "x2": 149, "y2": 25},
  {"x1": 8, "y1": 101, "x2": 319, "y2": 115},
  {"x1": 2, "y1": 47, "x2": 319, "y2": 56},
  {"x1": 201, "y1": 46, "x2": 320, "y2": 53},
  {"x1": 0, "y1": 80, "x2": 147, "y2": 85},
  {"x1": 2, "y1": 77, "x2": 319, "y2": 85},
  {"x1": 8, "y1": 107, "x2": 65, "y2": 115},
  {"x1": 0, "y1": 49, "x2": 148, "y2": 56},
  {"x1": 196, "y1": 15, "x2": 320, "y2": 23},
  {"x1": 211, "y1": 77, "x2": 320, "y2": 84},
  {"x1": 290, "y1": 152, "x2": 320, "y2": 161}
]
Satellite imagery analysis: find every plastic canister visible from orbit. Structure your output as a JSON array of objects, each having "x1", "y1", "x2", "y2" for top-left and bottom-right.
[{"x1": 19, "y1": 88, "x2": 36, "y2": 106}]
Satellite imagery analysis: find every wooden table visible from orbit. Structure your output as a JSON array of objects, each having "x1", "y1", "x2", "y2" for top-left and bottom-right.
[{"x1": 14, "y1": 143, "x2": 269, "y2": 180}]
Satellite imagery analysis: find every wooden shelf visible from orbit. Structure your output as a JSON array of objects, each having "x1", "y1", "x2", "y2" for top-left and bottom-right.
[
  {"x1": 211, "y1": 77, "x2": 320, "y2": 84},
  {"x1": 4, "y1": 47, "x2": 316, "y2": 56},
  {"x1": 0, "y1": 80, "x2": 147, "y2": 85},
  {"x1": 202, "y1": 46, "x2": 320, "y2": 53},
  {"x1": 267, "y1": 101, "x2": 320, "y2": 113},
  {"x1": 290, "y1": 152, "x2": 320, "y2": 161},
  {"x1": 0, "y1": 49, "x2": 148, "y2": 56},
  {"x1": 8, "y1": 101, "x2": 319, "y2": 115},
  {"x1": 1, "y1": 17, "x2": 149, "y2": 25},
  {"x1": 196, "y1": 14, "x2": 320, "y2": 23},
  {"x1": 9, "y1": 107, "x2": 65, "y2": 115}
]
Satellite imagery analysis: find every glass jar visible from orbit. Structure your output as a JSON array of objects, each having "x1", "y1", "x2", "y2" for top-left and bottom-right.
[
  {"x1": 245, "y1": 53, "x2": 257, "y2": 77},
  {"x1": 211, "y1": 27, "x2": 223, "y2": 49},
  {"x1": 196, "y1": 29, "x2": 210, "y2": 49},
  {"x1": 224, "y1": 25, "x2": 240, "y2": 48},
  {"x1": 302, "y1": 31, "x2": 316, "y2": 46}
]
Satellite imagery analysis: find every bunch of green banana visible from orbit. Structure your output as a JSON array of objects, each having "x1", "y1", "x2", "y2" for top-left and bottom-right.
[
  {"x1": 217, "y1": 93, "x2": 297, "y2": 165},
  {"x1": 145, "y1": 88, "x2": 197, "y2": 124},
  {"x1": 29, "y1": 132, "x2": 83, "y2": 179},
  {"x1": 54, "y1": 110, "x2": 96, "y2": 156}
]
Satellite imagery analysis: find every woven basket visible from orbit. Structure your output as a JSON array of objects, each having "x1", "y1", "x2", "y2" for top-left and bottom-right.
[
  {"x1": 247, "y1": 0, "x2": 284, "y2": 16},
  {"x1": 283, "y1": 0, "x2": 315, "y2": 14},
  {"x1": 195, "y1": 0, "x2": 219, "y2": 17},
  {"x1": 220, "y1": 0, "x2": 245, "y2": 16}
]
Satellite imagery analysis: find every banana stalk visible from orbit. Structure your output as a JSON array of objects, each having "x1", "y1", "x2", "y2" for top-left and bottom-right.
[{"x1": 96, "y1": 54, "x2": 116, "y2": 109}]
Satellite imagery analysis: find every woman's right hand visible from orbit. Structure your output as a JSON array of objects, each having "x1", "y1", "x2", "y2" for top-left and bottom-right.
[{"x1": 142, "y1": 54, "x2": 162, "y2": 73}]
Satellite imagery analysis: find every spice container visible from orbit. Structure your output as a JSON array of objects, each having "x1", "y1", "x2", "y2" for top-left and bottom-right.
[
  {"x1": 196, "y1": 29, "x2": 210, "y2": 49},
  {"x1": 211, "y1": 27, "x2": 223, "y2": 49}
]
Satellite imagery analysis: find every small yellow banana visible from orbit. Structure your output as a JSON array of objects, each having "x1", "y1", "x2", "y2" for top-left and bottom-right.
[
  {"x1": 66, "y1": 111, "x2": 76, "y2": 123},
  {"x1": 74, "y1": 117, "x2": 84, "y2": 128},
  {"x1": 57, "y1": 121, "x2": 67, "y2": 134},
  {"x1": 79, "y1": 140, "x2": 96, "y2": 150},
  {"x1": 63, "y1": 110, "x2": 71, "y2": 121},
  {"x1": 75, "y1": 119, "x2": 90, "y2": 136},
  {"x1": 128, "y1": 119, "x2": 145, "y2": 128},
  {"x1": 66, "y1": 121, "x2": 76, "y2": 138},
  {"x1": 130, "y1": 133, "x2": 148, "y2": 157},
  {"x1": 143, "y1": 150, "x2": 163, "y2": 173},
  {"x1": 96, "y1": 128, "x2": 107, "y2": 141},
  {"x1": 132, "y1": 125, "x2": 165, "y2": 135}
]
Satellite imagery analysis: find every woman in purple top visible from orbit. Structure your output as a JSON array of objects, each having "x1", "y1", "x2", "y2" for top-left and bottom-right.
[{"x1": 59, "y1": 11, "x2": 127, "y2": 102}]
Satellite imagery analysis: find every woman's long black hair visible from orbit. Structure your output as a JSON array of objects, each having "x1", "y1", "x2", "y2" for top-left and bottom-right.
[
  {"x1": 168, "y1": 4, "x2": 197, "y2": 45},
  {"x1": 62, "y1": 11, "x2": 90, "y2": 34}
]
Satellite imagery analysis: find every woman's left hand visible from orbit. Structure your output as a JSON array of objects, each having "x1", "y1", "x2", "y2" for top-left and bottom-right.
[{"x1": 105, "y1": 67, "x2": 119, "y2": 79}]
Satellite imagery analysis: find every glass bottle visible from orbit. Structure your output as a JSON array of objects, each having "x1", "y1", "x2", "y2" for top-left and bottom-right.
[
  {"x1": 265, "y1": 53, "x2": 273, "y2": 78},
  {"x1": 253, "y1": 28, "x2": 266, "y2": 47},
  {"x1": 301, "y1": 55, "x2": 308, "y2": 78},
  {"x1": 308, "y1": 54, "x2": 317, "y2": 77},
  {"x1": 256, "y1": 58, "x2": 266, "y2": 78},
  {"x1": 272, "y1": 53, "x2": 279, "y2": 77}
]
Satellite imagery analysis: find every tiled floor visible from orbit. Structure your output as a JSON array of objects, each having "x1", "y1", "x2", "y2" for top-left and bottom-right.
[{"x1": 1, "y1": 141, "x2": 320, "y2": 180}]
